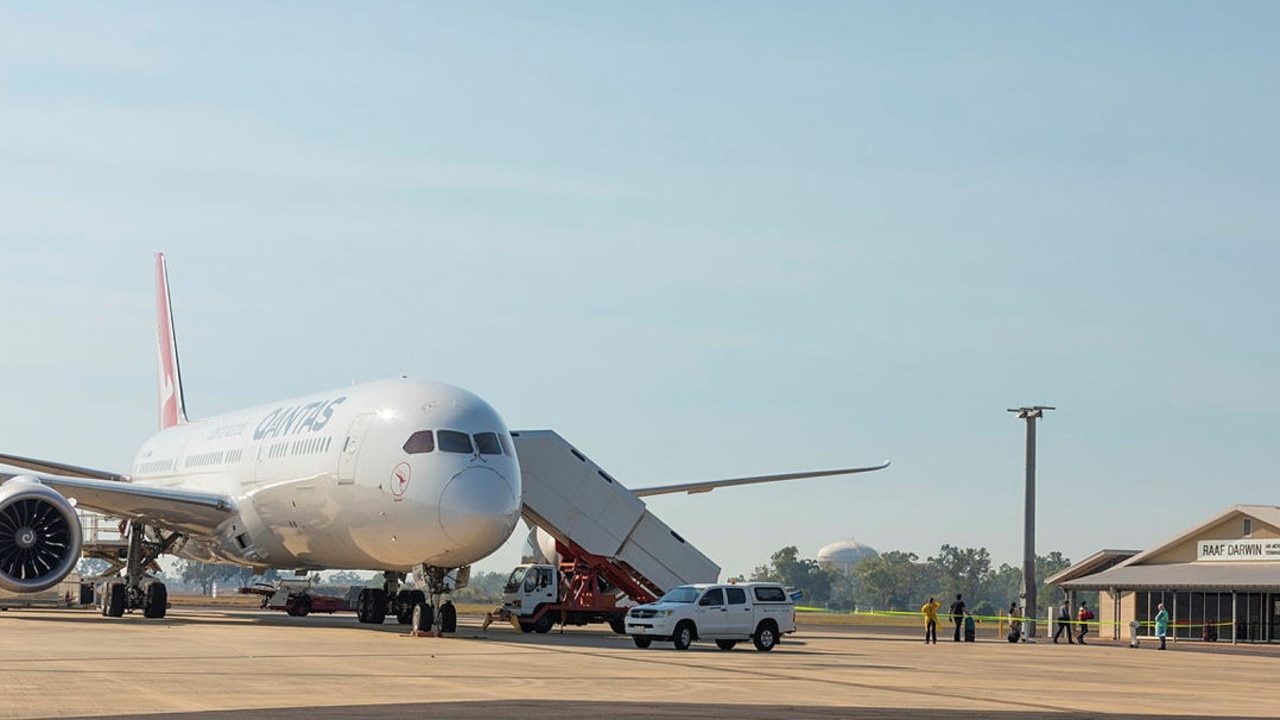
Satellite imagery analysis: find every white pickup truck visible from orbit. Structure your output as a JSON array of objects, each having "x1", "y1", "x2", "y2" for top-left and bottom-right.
[{"x1": 624, "y1": 582, "x2": 796, "y2": 651}]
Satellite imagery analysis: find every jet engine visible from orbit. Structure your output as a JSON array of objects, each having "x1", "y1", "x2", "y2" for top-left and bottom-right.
[{"x1": 0, "y1": 477, "x2": 83, "y2": 593}]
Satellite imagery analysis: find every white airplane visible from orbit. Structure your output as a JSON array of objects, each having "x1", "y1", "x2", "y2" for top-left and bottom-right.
[{"x1": 0, "y1": 253, "x2": 887, "y2": 625}]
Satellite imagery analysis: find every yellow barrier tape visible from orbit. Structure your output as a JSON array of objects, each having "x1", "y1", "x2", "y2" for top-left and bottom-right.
[{"x1": 796, "y1": 607, "x2": 1236, "y2": 628}]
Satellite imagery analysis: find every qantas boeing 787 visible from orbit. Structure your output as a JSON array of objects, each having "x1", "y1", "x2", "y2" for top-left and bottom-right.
[{"x1": 0, "y1": 253, "x2": 885, "y2": 625}]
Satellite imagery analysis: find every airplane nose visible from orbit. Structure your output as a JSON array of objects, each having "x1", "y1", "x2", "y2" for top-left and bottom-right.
[{"x1": 438, "y1": 465, "x2": 520, "y2": 555}]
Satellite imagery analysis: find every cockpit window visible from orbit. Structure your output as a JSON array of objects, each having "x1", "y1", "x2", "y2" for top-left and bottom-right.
[
  {"x1": 498, "y1": 433, "x2": 515, "y2": 456},
  {"x1": 438, "y1": 430, "x2": 474, "y2": 454},
  {"x1": 402, "y1": 431, "x2": 434, "y2": 454},
  {"x1": 473, "y1": 432, "x2": 502, "y2": 455}
]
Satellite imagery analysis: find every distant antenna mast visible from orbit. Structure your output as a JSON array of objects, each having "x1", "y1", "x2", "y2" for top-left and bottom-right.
[{"x1": 1007, "y1": 405, "x2": 1054, "y2": 640}]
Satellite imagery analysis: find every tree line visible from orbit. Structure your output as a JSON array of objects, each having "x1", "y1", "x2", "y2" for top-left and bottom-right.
[
  {"x1": 748, "y1": 545, "x2": 1094, "y2": 617},
  {"x1": 81, "y1": 546, "x2": 1092, "y2": 616}
]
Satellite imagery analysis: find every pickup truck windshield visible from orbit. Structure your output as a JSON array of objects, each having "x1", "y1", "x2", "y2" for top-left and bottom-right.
[{"x1": 656, "y1": 586, "x2": 699, "y2": 604}]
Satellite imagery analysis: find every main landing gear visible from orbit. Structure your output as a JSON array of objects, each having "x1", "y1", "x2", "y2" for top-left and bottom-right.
[
  {"x1": 99, "y1": 522, "x2": 178, "y2": 619},
  {"x1": 355, "y1": 565, "x2": 463, "y2": 633}
]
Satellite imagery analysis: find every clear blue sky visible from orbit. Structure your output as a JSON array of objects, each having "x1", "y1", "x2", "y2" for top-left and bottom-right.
[{"x1": 3, "y1": 2, "x2": 1278, "y2": 581}]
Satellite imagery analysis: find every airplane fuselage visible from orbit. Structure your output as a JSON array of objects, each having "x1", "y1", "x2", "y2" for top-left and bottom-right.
[{"x1": 129, "y1": 378, "x2": 522, "y2": 572}]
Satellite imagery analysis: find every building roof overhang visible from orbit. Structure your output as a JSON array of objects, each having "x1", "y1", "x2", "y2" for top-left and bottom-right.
[
  {"x1": 1045, "y1": 549, "x2": 1140, "y2": 586},
  {"x1": 1060, "y1": 562, "x2": 1280, "y2": 592}
]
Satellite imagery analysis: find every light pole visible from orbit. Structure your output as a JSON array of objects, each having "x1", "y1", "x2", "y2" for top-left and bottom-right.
[{"x1": 1008, "y1": 405, "x2": 1054, "y2": 640}]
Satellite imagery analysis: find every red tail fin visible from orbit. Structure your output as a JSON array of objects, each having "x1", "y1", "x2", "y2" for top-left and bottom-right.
[{"x1": 155, "y1": 252, "x2": 188, "y2": 429}]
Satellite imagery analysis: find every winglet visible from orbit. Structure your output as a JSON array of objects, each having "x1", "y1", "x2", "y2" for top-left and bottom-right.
[
  {"x1": 155, "y1": 252, "x2": 188, "y2": 429},
  {"x1": 632, "y1": 461, "x2": 890, "y2": 497}
]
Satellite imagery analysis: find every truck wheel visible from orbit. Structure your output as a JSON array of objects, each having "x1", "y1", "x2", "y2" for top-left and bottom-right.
[
  {"x1": 753, "y1": 621, "x2": 778, "y2": 652},
  {"x1": 532, "y1": 612, "x2": 555, "y2": 634},
  {"x1": 518, "y1": 621, "x2": 534, "y2": 633},
  {"x1": 672, "y1": 621, "x2": 695, "y2": 650},
  {"x1": 715, "y1": 639, "x2": 737, "y2": 651},
  {"x1": 609, "y1": 616, "x2": 627, "y2": 635},
  {"x1": 632, "y1": 636, "x2": 652, "y2": 649},
  {"x1": 293, "y1": 596, "x2": 311, "y2": 617}
]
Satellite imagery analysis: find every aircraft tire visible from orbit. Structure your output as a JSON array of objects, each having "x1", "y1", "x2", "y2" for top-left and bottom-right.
[
  {"x1": 142, "y1": 581, "x2": 168, "y2": 619},
  {"x1": 396, "y1": 590, "x2": 426, "y2": 624},
  {"x1": 412, "y1": 603, "x2": 434, "y2": 633},
  {"x1": 103, "y1": 581, "x2": 126, "y2": 618},
  {"x1": 438, "y1": 601, "x2": 457, "y2": 633},
  {"x1": 366, "y1": 588, "x2": 387, "y2": 624},
  {"x1": 357, "y1": 588, "x2": 388, "y2": 624},
  {"x1": 356, "y1": 589, "x2": 371, "y2": 622}
]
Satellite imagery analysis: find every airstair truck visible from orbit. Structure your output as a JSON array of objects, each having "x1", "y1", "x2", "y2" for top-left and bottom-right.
[{"x1": 487, "y1": 431, "x2": 719, "y2": 633}]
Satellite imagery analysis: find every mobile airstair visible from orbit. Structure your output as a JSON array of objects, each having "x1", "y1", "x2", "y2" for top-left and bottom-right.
[{"x1": 510, "y1": 430, "x2": 719, "y2": 602}]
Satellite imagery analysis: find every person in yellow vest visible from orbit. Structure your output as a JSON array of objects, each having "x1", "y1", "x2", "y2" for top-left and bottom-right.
[{"x1": 921, "y1": 597, "x2": 942, "y2": 644}]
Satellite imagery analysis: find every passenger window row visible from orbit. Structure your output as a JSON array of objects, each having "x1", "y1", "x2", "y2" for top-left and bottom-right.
[{"x1": 402, "y1": 430, "x2": 515, "y2": 456}]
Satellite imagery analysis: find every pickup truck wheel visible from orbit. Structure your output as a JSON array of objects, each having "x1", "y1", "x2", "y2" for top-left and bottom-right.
[
  {"x1": 532, "y1": 612, "x2": 555, "y2": 634},
  {"x1": 672, "y1": 621, "x2": 695, "y2": 650},
  {"x1": 753, "y1": 621, "x2": 778, "y2": 652},
  {"x1": 632, "y1": 636, "x2": 652, "y2": 649},
  {"x1": 715, "y1": 639, "x2": 737, "y2": 650}
]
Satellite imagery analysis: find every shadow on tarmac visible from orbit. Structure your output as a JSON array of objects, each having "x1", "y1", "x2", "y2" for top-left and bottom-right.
[{"x1": 47, "y1": 701, "x2": 1223, "y2": 720}]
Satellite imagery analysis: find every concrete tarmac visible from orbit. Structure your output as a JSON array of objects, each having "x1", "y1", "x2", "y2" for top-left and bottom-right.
[{"x1": 1, "y1": 607, "x2": 1275, "y2": 719}]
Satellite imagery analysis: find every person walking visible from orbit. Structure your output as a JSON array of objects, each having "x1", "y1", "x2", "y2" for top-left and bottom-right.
[
  {"x1": 1053, "y1": 599, "x2": 1075, "y2": 644},
  {"x1": 1007, "y1": 601, "x2": 1022, "y2": 642},
  {"x1": 921, "y1": 597, "x2": 942, "y2": 644},
  {"x1": 1077, "y1": 601, "x2": 1094, "y2": 644},
  {"x1": 1154, "y1": 602, "x2": 1170, "y2": 650},
  {"x1": 950, "y1": 594, "x2": 966, "y2": 642}
]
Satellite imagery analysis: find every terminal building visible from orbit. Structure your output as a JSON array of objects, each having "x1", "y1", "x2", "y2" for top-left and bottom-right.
[{"x1": 1049, "y1": 505, "x2": 1280, "y2": 644}]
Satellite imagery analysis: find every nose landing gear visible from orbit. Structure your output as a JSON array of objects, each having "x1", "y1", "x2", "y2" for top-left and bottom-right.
[{"x1": 355, "y1": 564, "x2": 467, "y2": 633}]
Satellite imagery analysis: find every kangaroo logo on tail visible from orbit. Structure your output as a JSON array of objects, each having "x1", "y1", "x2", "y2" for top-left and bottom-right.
[{"x1": 155, "y1": 252, "x2": 188, "y2": 429}]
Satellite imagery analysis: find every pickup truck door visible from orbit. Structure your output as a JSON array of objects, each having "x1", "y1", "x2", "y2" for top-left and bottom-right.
[
  {"x1": 695, "y1": 587, "x2": 729, "y2": 636},
  {"x1": 725, "y1": 586, "x2": 752, "y2": 631}
]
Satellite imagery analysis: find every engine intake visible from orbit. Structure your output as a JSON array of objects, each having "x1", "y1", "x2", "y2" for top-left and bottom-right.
[{"x1": 0, "y1": 477, "x2": 83, "y2": 593}]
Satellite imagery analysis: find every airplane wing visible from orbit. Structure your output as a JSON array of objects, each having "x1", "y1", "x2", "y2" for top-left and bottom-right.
[
  {"x1": 0, "y1": 454, "x2": 235, "y2": 535},
  {"x1": 0, "y1": 452, "x2": 128, "y2": 481},
  {"x1": 631, "y1": 461, "x2": 890, "y2": 496}
]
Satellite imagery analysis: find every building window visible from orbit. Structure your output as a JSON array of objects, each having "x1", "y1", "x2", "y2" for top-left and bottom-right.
[{"x1": 1244, "y1": 518, "x2": 1253, "y2": 537}]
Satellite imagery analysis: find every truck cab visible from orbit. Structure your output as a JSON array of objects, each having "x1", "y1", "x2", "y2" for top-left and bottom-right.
[
  {"x1": 492, "y1": 562, "x2": 631, "y2": 634},
  {"x1": 624, "y1": 581, "x2": 796, "y2": 651}
]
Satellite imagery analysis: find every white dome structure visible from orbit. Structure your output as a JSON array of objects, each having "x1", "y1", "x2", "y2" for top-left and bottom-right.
[{"x1": 817, "y1": 540, "x2": 878, "y2": 574}]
